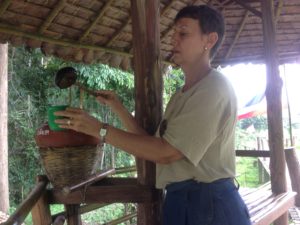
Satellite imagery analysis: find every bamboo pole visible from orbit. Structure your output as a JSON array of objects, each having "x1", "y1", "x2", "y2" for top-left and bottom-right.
[
  {"x1": 0, "y1": 0, "x2": 11, "y2": 17},
  {"x1": 225, "y1": 10, "x2": 249, "y2": 59},
  {"x1": 38, "y1": 0, "x2": 66, "y2": 34},
  {"x1": 79, "y1": 0, "x2": 114, "y2": 42}
]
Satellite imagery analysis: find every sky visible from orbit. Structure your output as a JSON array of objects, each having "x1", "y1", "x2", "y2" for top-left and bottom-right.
[{"x1": 220, "y1": 63, "x2": 300, "y2": 119}]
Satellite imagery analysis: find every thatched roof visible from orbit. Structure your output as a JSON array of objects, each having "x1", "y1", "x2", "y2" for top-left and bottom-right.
[{"x1": 0, "y1": 0, "x2": 299, "y2": 70}]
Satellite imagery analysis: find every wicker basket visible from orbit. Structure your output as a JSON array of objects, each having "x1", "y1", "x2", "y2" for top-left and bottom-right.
[{"x1": 39, "y1": 145, "x2": 103, "y2": 189}]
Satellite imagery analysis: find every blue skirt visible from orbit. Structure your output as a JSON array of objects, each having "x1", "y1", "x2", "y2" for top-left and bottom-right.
[{"x1": 163, "y1": 178, "x2": 251, "y2": 225}]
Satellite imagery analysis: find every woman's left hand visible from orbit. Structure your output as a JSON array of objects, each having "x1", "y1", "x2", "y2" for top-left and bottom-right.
[{"x1": 54, "y1": 107, "x2": 102, "y2": 138}]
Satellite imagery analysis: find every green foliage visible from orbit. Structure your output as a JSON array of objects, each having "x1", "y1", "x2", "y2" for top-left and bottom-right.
[
  {"x1": 236, "y1": 157, "x2": 261, "y2": 188},
  {"x1": 163, "y1": 68, "x2": 184, "y2": 107},
  {"x1": 7, "y1": 46, "x2": 138, "y2": 207},
  {"x1": 238, "y1": 116, "x2": 268, "y2": 131},
  {"x1": 8, "y1": 46, "x2": 61, "y2": 205}
]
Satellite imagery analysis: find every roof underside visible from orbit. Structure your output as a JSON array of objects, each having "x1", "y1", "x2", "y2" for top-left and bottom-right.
[{"x1": 0, "y1": 0, "x2": 299, "y2": 70}]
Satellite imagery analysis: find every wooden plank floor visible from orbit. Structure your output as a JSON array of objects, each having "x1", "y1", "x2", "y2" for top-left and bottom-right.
[
  {"x1": 289, "y1": 207, "x2": 300, "y2": 225},
  {"x1": 239, "y1": 182, "x2": 296, "y2": 225}
]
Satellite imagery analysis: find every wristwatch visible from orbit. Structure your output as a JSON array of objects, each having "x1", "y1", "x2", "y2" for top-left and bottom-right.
[{"x1": 99, "y1": 123, "x2": 109, "y2": 143}]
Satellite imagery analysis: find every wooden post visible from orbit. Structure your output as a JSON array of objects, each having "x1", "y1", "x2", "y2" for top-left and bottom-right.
[
  {"x1": 261, "y1": 0, "x2": 288, "y2": 224},
  {"x1": 285, "y1": 148, "x2": 300, "y2": 207},
  {"x1": 0, "y1": 43, "x2": 9, "y2": 213},
  {"x1": 65, "y1": 204, "x2": 82, "y2": 225},
  {"x1": 131, "y1": 0, "x2": 162, "y2": 224},
  {"x1": 5, "y1": 176, "x2": 49, "y2": 225},
  {"x1": 31, "y1": 176, "x2": 52, "y2": 225}
]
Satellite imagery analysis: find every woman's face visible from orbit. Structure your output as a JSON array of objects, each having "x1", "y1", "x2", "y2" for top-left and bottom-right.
[{"x1": 172, "y1": 18, "x2": 209, "y2": 66}]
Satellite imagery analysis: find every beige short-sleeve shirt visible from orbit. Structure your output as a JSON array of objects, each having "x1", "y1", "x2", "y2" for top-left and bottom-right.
[{"x1": 156, "y1": 69, "x2": 237, "y2": 189}]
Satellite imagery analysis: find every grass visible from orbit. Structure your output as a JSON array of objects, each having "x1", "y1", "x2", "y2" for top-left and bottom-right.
[{"x1": 236, "y1": 157, "x2": 269, "y2": 188}]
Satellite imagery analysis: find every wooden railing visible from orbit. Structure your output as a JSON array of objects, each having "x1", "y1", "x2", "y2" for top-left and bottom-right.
[
  {"x1": 1, "y1": 166, "x2": 144, "y2": 225},
  {"x1": 3, "y1": 176, "x2": 48, "y2": 225},
  {"x1": 4, "y1": 149, "x2": 300, "y2": 225}
]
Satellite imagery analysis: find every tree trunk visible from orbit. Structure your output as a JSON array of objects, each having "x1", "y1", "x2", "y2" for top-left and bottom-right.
[{"x1": 0, "y1": 43, "x2": 9, "y2": 213}]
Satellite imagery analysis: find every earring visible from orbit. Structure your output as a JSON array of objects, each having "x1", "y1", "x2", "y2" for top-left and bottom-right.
[{"x1": 204, "y1": 47, "x2": 208, "y2": 51}]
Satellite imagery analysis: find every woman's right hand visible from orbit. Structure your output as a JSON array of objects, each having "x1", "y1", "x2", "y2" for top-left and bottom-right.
[
  {"x1": 96, "y1": 90, "x2": 146, "y2": 134},
  {"x1": 95, "y1": 90, "x2": 123, "y2": 112}
]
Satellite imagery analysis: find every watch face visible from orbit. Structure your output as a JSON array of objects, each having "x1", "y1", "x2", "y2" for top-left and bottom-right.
[{"x1": 100, "y1": 128, "x2": 107, "y2": 137}]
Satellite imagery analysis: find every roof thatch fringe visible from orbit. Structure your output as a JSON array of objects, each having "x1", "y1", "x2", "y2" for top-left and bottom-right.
[
  {"x1": 10, "y1": 36, "x2": 24, "y2": 46},
  {"x1": 83, "y1": 49, "x2": 94, "y2": 64},
  {"x1": 26, "y1": 39, "x2": 42, "y2": 48},
  {"x1": 41, "y1": 42, "x2": 56, "y2": 56},
  {"x1": 100, "y1": 53, "x2": 112, "y2": 65},
  {"x1": 120, "y1": 57, "x2": 130, "y2": 71},
  {"x1": 94, "y1": 50, "x2": 106, "y2": 61},
  {"x1": 74, "y1": 49, "x2": 84, "y2": 62},
  {"x1": 55, "y1": 46, "x2": 74, "y2": 61},
  {"x1": 109, "y1": 55, "x2": 122, "y2": 68},
  {"x1": 0, "y1": 33, "x2": 11, "y2": 44}
]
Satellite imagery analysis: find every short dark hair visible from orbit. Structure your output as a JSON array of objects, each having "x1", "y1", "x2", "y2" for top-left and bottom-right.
[{"x1": 175, "y1": 5, "x2": 225, "y2": 58}]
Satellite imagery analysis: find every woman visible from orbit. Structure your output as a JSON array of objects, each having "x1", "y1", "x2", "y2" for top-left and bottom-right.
[{"x1": 55, "y1": 5, "x2": 251, "y2": 225}]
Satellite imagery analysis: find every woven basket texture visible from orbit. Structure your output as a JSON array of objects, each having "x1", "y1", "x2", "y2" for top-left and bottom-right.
[{"x1": 39, "y1": 145, "x2": 102, "y2": 189}]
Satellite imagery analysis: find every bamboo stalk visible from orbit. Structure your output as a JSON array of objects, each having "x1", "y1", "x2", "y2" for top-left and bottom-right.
[
  {"x1": 0, "y1": 0, "x2": 11, "y2": 17},
  {"x1": 39, "y1": 0, "x2": 66, "y2": 34},
  {"x1": 79, "y1": 0, "x2": 114, "y2": 42},
  {"x1": 115, "y1": 166, "x2": 136, "y2": 174}
]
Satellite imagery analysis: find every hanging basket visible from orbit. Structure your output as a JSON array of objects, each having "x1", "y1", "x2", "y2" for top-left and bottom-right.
[
  {"x1": 35, "y1": 123, "x2": 103, "y2": 189},
  {"x1": 38, "y1": 145, "x2": 103, "y2": 189}
]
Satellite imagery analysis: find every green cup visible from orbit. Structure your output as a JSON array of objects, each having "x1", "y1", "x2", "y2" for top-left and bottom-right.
[{"x1": 47, "y1": 105, "x2": 68, "y2": 131}]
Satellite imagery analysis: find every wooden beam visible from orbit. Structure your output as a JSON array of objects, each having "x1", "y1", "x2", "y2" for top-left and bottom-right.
[
  {"x1": 65, "y1": 204, "x2": 82, "y2": 225},
  {"x1": 38, "y1": 0, "x2": 66, "y2": 34},
  {"x1": 261, "y1": 0, "x2": 288, "y2": 224},
  {"x1": 275, "y1": 0, "x2": 283, "y2": 24},
  {"x1": 0, "y1": 24, "x2": 173, "y2": 66},
  {"x1": 236, "y1": 150, "x2": 270, "y2": 158},
  {"x1": 48, "y1": 184, "x2": 159, "y2": 204},
  {"x1": 225, "y1": 10, "x2": 250, "y2": 59},
  {"x1": 131, "y1": 0, "x2": 162, "y2": 224},
  {"x1": 214, "y1": 51, "x2": 300, "y2": 66},
  {"x1": 79, "y1": 0, "x2": 114, "y2": 42},
  {"x1": 0, "y1": 23, "x2": 131, "y2": 56},
  {"x1": 31, "y1": 188, "x2": 52, "y2": 225},
  {"x1": 233, "y1": 0, "x2": 262, "y2": 17},
  {"x1": 0, "y1": 0, "x2": 11, "y2": 17}
]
